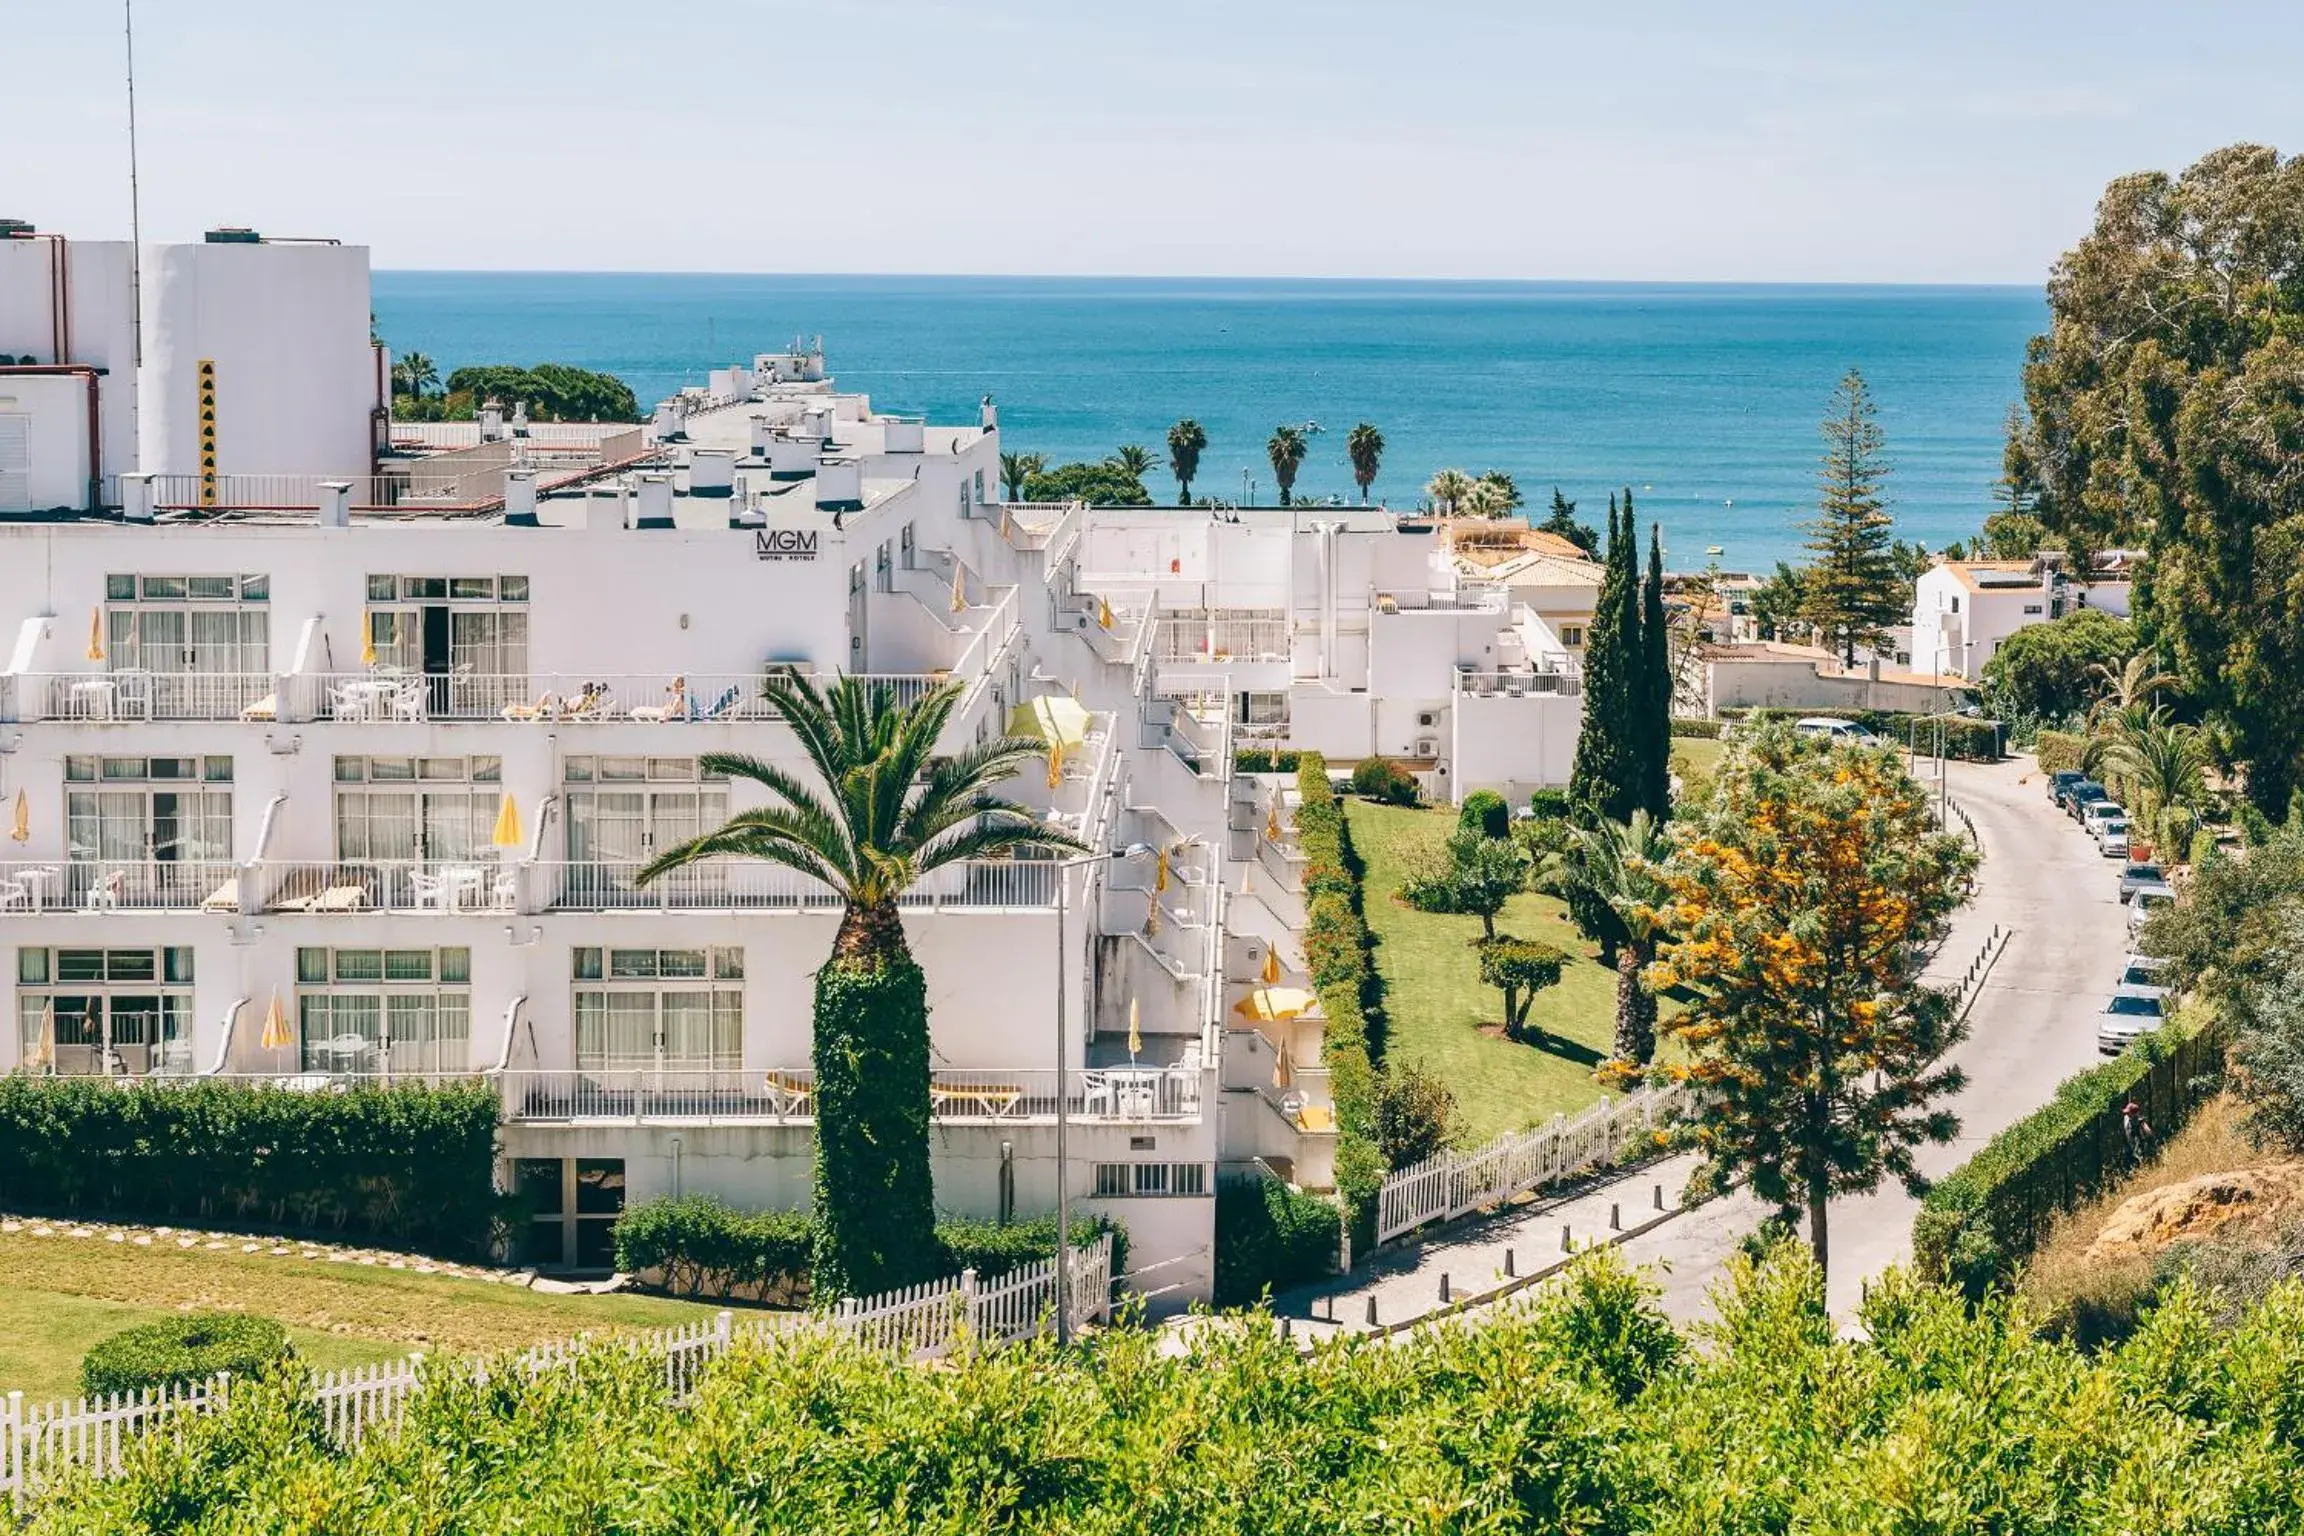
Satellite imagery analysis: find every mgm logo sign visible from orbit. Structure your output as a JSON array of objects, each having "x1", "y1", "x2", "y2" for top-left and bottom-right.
[{"x1": 754, "y1": 528, "x2": 820, "y2": 562}]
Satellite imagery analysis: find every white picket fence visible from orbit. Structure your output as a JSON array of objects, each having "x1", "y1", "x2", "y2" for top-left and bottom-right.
[
  {"x1": 2, "y1": 1235, "x2": 1112, "y2": 1509},
  {"x1": 1376, "y1": 1086, "x2": 1687, "y2": 1245}
]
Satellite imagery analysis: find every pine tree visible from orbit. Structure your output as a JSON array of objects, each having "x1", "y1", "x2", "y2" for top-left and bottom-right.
[
  {"x1": 1640, "y1": 523, "x2": 1672, "y2": 820},
  {"x1": 1798, "y1": 369, "x2": 1904, "y2": 665}
]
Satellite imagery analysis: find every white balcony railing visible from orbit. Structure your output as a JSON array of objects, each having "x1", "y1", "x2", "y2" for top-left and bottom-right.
[
  {"x1": 0, "y1": 860, "x2": 243, "y2": 914},
  {"x1": 1454, "y1": 668, "x2": 1582, "y2": 699},
  {"x1": 496, "y1": 1065, "x2": 1202, "y2": 1125},
  {"x1": 0, "y1": 671, "x2": 279, "y2": 724},
  {"x1": 255, "y1": 860, "x2": 517, "y2": 916},
  {"x1": 1153, "y1": 611, "x2": 1289, "y2": 664},
  {"x1": 534, "y1": 856, "x2": 1065, "y2": 912}
]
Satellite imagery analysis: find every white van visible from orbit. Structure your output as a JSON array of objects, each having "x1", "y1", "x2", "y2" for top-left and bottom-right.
[{"x1": 1794, "y1": 717, "x2": 1880, "y2": 746}]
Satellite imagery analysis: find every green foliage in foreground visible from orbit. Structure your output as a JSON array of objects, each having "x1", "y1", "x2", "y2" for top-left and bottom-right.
[
  {"x1": 1211, "y1": 1177, "x2": 1339, "y2": 1306},
  {"x1": 80, "y1": 1313, "x2": 290, "y2": 1399},
  {"x1": 34, "y1": 1249, "x2": 2304, "y2": 1533}
]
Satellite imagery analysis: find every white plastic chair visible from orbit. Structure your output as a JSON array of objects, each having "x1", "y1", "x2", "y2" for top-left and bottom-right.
[
  {"x1": 0, "y1": 876, "x2": 30, "y2": 911},
  {"x1": 406, "y1": 870, "x2": 449, "y2": 911},
  {"x1": 84, "y1": 869, "x2": 125, "y2": 911}
]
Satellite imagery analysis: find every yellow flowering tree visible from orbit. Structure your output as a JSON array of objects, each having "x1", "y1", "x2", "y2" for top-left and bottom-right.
[{"x1": 1651, "y1": 723, "x2": 1976, "y2": 1282}]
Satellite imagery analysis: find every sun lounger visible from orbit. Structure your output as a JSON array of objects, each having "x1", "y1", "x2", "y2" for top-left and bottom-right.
[
  {"x1": 200, "y1": 876, "x2": 241, "y2": 913},
  {"x1": 929, "y1": 1083, "x2": 1027, "y2": 1118},
  {"x1": 239, "y1": 694, "x2": 277, "y2": 722},
  {"x1": 699, "y1": 686, "x2": 741, "y2": 720},
  {"x1": 500, "y1": 692, "x2": 566, "y2": 721},
  {"x1": 1294, "y1": 1103, "x2": 1336, "y2": 1134}
]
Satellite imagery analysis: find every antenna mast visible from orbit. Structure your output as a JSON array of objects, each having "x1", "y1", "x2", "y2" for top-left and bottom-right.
[{"x1": 125, "y1": 0, "x2": 145, "y2": 367}]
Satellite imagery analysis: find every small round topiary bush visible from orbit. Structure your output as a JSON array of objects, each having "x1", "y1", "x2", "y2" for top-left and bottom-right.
[
  {"x1": 1350, "y1": 756, "x2": 1419, "y2": 806},
  {"x1": 1459, "y1": 789, "x2": 1509, "y2": 839},
  {"x1": 81, "y1": 1312, "x2": 292, "y2": 1399}
]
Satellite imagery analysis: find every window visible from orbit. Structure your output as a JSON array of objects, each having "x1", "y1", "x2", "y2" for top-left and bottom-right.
[
  {"x1": 1560, "y1": 624, "x2": 1587, "y2": 648},
  {"x1": 513, "y1": 1157, "x2": 624, "y2": 1270},
  {"x1": 17, "y1": 946, "x2": 195, "y2": 1076},
  {"x1": 362, "y1": 575, "x2": 530, "y2": 717},
  {"x1": 2023, "y1": 604, "x2": 2044, "y2": 616},
  {"x1": 294, "y1": 946, "x2": 471, "y2": 1074},
  {"x1": 63, "y1": 757, "x2": 234, "y2": 906},
  {"x1": 1237, "y1": 691, "x2": 1288, "y2": 727},
  {"x1": 1951, "y1": 596, "x2": 1961, "y2": 613},
  {"x1": 104, "y1": 574, "x2": 270, "y2": 677},
  {"x1": 334, "y1": 756, "x2": 501, "y2": 863},
  {"x1": 571, "y1": 947, "x2": 744, "y2": 1072},
  {"x1": 1091, "y1": 1162, "x2": 1209, "y2": 1198},
  {"x1": 563, "y1": 757, "x2": 727, "y2": 875}
]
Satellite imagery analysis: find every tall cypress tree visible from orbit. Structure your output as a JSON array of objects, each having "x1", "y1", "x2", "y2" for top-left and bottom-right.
[
  {"x1": 1640, "y1": 523, "x2": 1673, "y2": 820},
  {"x1": 1569, "y1": 495, "x2": 1640, "y2": 825}
]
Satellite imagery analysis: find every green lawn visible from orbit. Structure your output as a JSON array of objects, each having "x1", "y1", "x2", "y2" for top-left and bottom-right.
[
  {"x1": 0, "y1": 1228, "x2": 735, "y2": 1401},
  {"x1": 1671, "y1": 736, "x2": 1727, "y2": 778},
  {"x1": 1346, "y1": 801, "x2": 1621, "y2": 1144}
]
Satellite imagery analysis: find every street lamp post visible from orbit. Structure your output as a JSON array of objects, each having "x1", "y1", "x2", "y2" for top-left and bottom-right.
[{"x1": 1052, "y1": 840, "x2": 1152, "y2": 1344}]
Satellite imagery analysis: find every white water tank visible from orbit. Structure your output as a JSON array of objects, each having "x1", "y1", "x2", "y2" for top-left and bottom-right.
[{"x1": 141, "y1": 237, "x2": 376, "y2": 482}]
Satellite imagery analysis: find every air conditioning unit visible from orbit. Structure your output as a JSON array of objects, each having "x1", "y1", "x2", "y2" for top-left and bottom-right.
[
  {"x1": 1416, "y1": 711, "x2": 1437, "y2": 729},
  {"x1": 1413, "y1": 738, "x2": 1439, "y2": 759},
  {"x1": 762, "y1": 660, "x2": 815, "y2": 681}
]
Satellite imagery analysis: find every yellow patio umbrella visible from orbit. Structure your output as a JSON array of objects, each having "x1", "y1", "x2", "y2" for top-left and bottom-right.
[
  {"x1": 1126, "y1": 998, "x2": 1141, "y2": 1061},
  {"x1": 1097, "y1": 596, "x2": 1114, "y2": 631},
  {"x1": 1240, "y1": 864, "x2": 1255, "y2": 896},
  {"x1": 949, "y1": 563, "x2": 968, "y2": 613},
  {"x1": 998, "y1": 505, "x2": 1012, "y2": 541},
  {"x1": 492, "y1": 792, "x2": 525, "y2": 849},
  {"x1": 1045, "y1": 739, "x2": 1065, "y2": 792},
  {"x1": 86, "y1": 607, "x2": 105, "y2": 663},
  {"x1": 260, "y1": 991, "x2": 294, "y2": 1051},
  {"x1": 1264, "y1": 799, "x2": 1282, "y2": 841},
  {"x1": 27, "y1": 1000, "x2": 54, "y2": 1071},
  {"x1": 1154, "y1": 846, "x2": 1170, "y2": 894},
  {"x1": 359, "y1": 624, "x2": 378, "y2": 668},
  {"x1": 1260, "y1": 947, "x2": 1283, "y2": 986},
  {"x1": 1273, "y1": 1039, "x2": 1290, "y2": 1090},
  {"x1": 1008, "y1": 695, "x2": 1093, "y2": 751},
  {"x1": 9, "y1": 789, "x2": 27, "y2": 844},
  {"x1": 1144, "y1": 894, "x2": 1160, "y2": 938},
  {"x1": 1234, "y1": 986, "x2": 1316, "y2": 1024}
]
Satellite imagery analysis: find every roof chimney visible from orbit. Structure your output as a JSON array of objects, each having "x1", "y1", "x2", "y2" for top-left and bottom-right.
[
  {"x1": 882, "y1": 417, "x2": 925, "y2": 454},
  {"x1": 479, "y1": 401, "x2": 506, "y2": 443},
  {"x1": 815, "y1": 456, "x2": 864, "y2": 513},
  {"x1": 317, "y1": 481, "x2": 352, "y2": 529},
  {"x1": 689, "y1": 448, "x2": 735, "y2": 499},
  {"x1": 121, "y1": 472, "x2": 156, "y2": 524},
  {"x1": 980, "y1": 394, "x2": 998, "y2": 433},
  {"x1": 635, "y1": 471, "x2": 675, "y2": 530},
  {"x1": 503, "y1": 467, "x2": 539, "y2": 527},
  {"x1": 766, "y1": 432, "x2": 816, "y2": 480},
  {"x1": 651, "y1": 398, "x2": 687, "y2": 443},
  {"x1": 749, "y1": 415, "x2": 774, "y2": 459}
]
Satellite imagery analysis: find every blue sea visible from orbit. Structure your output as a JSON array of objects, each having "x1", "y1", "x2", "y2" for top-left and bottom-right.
[{"x1": 370, "y1": 274, "x2": 2045, "y2": 571}]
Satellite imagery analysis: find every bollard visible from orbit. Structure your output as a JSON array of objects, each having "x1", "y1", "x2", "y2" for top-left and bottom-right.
[
  {"x1": 1366, "y1": 1295, "x2": 1378, "y2": 1327},
  {"x1": 1610, "y1": 1202, "x2": 1621, "y2": 1231},
  {"x1": 1280, "y1": 1316, "x2": 1292, "y2": 1340},
  {"x1": 1654, "y1": 1182, "x2": 1665, "y2": 1210},
  {"x1": 1503, "y1": 1248, "x2": 1516, "y2": 1278},
  {"x1": 1439, "y1": 1272, "x2": 1451, "y2": 1304},
  {"x1": 1562, "y1": 1223, "x2": 1572, "y2": 1252}
]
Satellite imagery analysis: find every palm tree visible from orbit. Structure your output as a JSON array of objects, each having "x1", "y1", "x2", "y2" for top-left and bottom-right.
[
  {"x1": 2087, "y1": 652, "x2": 2179, "y2": 728},
  {"x1": 999, "y1": 451, "x2": 1045, "y2": 501},
  {"x1": 1267, "y1": 426, "x2": 1309, "y2": 507},
  {"x1": 1166, "y1": 419, "x2": 1207, "y2": 507},
  {"x1": 2101, "y1": 709, "x2": 2209, "y2": 855},
  {"x1": 391, "y1": 351, "x2": 439, "y2": 399},
  {"x1": 1346, "y1": 423, "x2": 1385, "y2": 504},
  {"x1": 1425, "y1": 468, "x2": 1475, "y2": 516},
  {"x1": 1475, "y1": 471, "x2": 1525, "y2": 512},
  {"x1": 637, "y1": 675, "x2": 1084, "y2": 1299},
  {"x1": 1110, "y1": 444, "x2": 1156, "y2": 480},
  {"x1": 1559, "y1": 812, "x2": 1672, "y2": 1064},
  {"x1": 1460, "y1": 479, "x2": 1511, "y2": 519}
]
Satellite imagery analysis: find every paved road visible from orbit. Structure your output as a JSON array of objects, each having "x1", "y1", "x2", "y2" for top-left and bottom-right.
[{"x1": 1617, "y1": 754, "x2": 2130, "y2": 1321}]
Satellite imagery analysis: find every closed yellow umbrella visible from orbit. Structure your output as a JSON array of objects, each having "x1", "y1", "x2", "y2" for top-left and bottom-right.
[
  {"x1": 260, "y1": 991, "x2": 293, "y2": 1052},
  {"x1": 360, "y1": 624, "x2": 378, "y2": 668},
  {"x1": 1045, "y1": 740, "x2": 1065, "y2": 792},
  {"x1": 492, "y1": 793, "x2": 524, "y2": 849},
  {"x1": 949, "y1": 564, "x2": 968, "y2": 614},
  {"x1": 9, "y1": 789, "x2": 27, "y2": 844},
  {"x1": 1097, "y1": 596, "x2": 1114, "y2": 631},
  {"x1": 86, "y1": 608, "x2": 105, "y2": 663},
  {"x1": 1265, "y1": 799, "x2": 1282, "y2": 842},
  {"x1": 1234, "y1": 986, "x2": 1316, "y2": 1023},
  {"x1": 998, "y1": 505, "x2": 1012, "y2": 541},
  {"x1": 27, "y1": 1000, "x2": 54, "y2": 1071},
  {"x1": 1261, "y1": 947, "x2": 1283, "y2": 986},
  {"x1": 1273, "y1": 1038, "x2": 1290, "y2": 1090},
  {"x1": 1126, "y1": 998, "x2": 1141, "y2": 1061},
  {"x1": 1154, "y1": 847, "x2": 1170, "y2": 894}
]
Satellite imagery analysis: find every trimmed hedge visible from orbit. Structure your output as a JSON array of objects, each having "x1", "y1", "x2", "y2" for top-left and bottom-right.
[
  {"x1": 1913, "y1": 1021, "x2": 2224, "y2": 1293},
  {"x1": 81, "y1": 1312, "x2": 290, "y2": 1398},
  {"x1": 0, "y1": 1077, "x2": 502, "y2": 1258},
  {"x1": 613, "y1": 1196, "x2": 1126, "y2": 1305},
  {"x1": 1736, "y1": 707, "x2": 2005, "y2": 762},
  {"x1": 1459, "y1": 790, "x2": 1509, "y2": 839},
  {"x1": 1213, "y1": 1175, "x2": 1340, "y2": 1306},
  {"x1": 2034, "y1": 728, "x2": 2087, "y2": 776},
  {"x1": 1233, "y1": 748, "x2": 1302, "y2": 775},
  {"x1": 1295, "y1": 755, "x2": 1388, "y2": 1246},
  {"x1": 1525, "y1": 788, "x2": 1573, "y2": 821},
  {"x1": 1669, "y1": 717, "x2": 1726, "y2": 740},
  {"x1": 1349, "y1": 756, "x2": 1419, "y2": 805}
]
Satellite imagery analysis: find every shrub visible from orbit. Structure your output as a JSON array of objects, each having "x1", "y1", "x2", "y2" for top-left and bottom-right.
[
  {"x1": 1525, "y1": 788, "x2": 1574, "y2": 821},
  {"x1": 1296, "y1": 755, "x2": 1388, "y2": 1244},
  {"x1": 1349, "y1": 756, "x2": 1419, "y2": 805},
  {"x1": 1913, "y1": 1022, "x2": 2224, "y2": 1291},
  {"x1": 1373, "y1": 1061, "x2": 1457, "y2": 1169},
  {"x1": 2035, "y1": 728, "x2": 2087, "y2": 776},
  {"x1": 1669, "y1": 717, "x2": 1726, "y2": 740},
  {"x1": 2189, "y1": 827, "x2": 2221, "y2": 868},
  {"x1": 0, "y1": 1078, "x2": 502, "y2": 1258},
  {"x1": 81, "y1": 1313, "x2": 291, "y2": 1399},
  {"x1": 1232, "y1": 748, "x2": 1301, "y2": 775},
  {"x1": 614, "y1": 1198, "x2": 1126, "y2": 1304},
  {"x1": 1213, "y1": 1176, "x2": 1339, "y2": 1305},
  {"x1": 1459, "y1": 789, "x2": 1509, "y2": 839}
]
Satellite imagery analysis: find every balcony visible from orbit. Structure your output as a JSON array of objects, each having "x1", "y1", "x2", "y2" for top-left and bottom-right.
[
  {"x1": 0, "y1": 860, "x2": 242, "y2": 915},
  {"x1": 1153, "y1": 610, "x2": 1289, "y2": 665},
  {"x1": 497, "y1": 1065, "x2": 1203, "y2": 1125},
  {"x1": 0, "y1": 671, "x2": 280, "y2": 725},
  {"x1": 533, "y1": 856, "x2": 1064, "y2": 913},
  {"x1": 1453, "y1": 668, "x2": 1581, "y2": 699},
  {"x1": 254, "y1": 860, "x2": 516, "y2": 916}
]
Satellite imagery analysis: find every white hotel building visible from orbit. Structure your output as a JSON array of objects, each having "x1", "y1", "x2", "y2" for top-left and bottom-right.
[{"x1": 0, "y1": 226, "x2": 1581, "y2": 1300}]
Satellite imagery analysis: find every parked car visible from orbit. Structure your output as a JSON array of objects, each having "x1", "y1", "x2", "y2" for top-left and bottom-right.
[
  {"x1": 2127, "y1": 881, "x2": 2178, "y2": 935},
  {"x1": 2097, "y1": 987, "x2": 2169, "y2": 1055},
  {"x1": 2096, "y1": 816, "x2": 2131, "y2": 859},
  {"x1": 2066, "y1": 781, "x2": 2108, "y2": 821},
  {"x1": 2081, "y1": 800, "x2": 2126, "y2": 840},
  {"x1": 2118, "y1": 862, "x2": 2166, "y2": 898},
  {"x1": 1794, "y1": 717, "x2": 1880, "y2": 746},
  {"x1": 2116, "y1": 954, "x2": 2171, "y2": 997},
  {"x1": 2047, "y1": 770, "x2": 2084, "y2": 806}
]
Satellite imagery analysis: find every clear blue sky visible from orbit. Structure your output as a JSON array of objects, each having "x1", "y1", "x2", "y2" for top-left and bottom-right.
[{"x1": 14, "y1": 1, "x2": 2303, "y2": 282}]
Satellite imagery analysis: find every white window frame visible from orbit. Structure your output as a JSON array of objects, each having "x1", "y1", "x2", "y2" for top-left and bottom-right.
[
  {"x1": 572, "y1": 946, "x2": 745, "y2": 1072},
  {"x1": 295, "y1": 945, "x2": 473, "y2": 1075},
  {"x1": 17, "y1": 945, "x2": 197, "y2": 1075}
]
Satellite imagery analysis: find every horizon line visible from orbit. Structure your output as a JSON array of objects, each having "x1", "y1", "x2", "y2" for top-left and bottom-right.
[{"x1": 369, "y1": 267, "x2": 2046, "y2": 291}]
